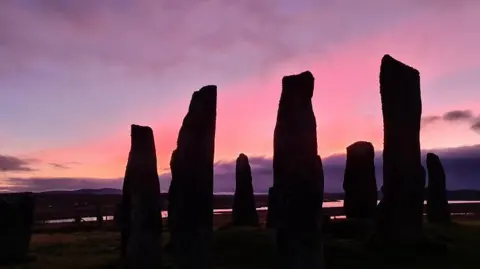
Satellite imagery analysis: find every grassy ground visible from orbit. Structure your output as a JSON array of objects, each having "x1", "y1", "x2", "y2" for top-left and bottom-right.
[{"x1": 4, "y1": 221, "x2": 480, "y2": 269}]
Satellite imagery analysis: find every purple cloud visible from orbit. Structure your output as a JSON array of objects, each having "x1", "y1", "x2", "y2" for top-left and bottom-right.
[
  {"x1": 4, "y1": 144, "x2": 480, "y2": 193},
  {"x1": 443, "y1": 110, "x2": 474, "y2": 122},
  {"x1": 0, "y1": 155, "x2": 36, "y2": 172}
]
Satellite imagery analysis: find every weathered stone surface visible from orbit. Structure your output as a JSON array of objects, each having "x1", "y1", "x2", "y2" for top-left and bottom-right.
[
  {"x1": 0, "y1": 192, "x2": 35, "y2": 263},
  {"x1": 232, "y1": 153, "x2": 259, "y2": 226},
  {"x1": 343, "y1": 141, "x2": 378, "y2": 219},
  {"x1": 122, "y1": 124, "x2": 162, "y2": 269},
  {"x1": 168, "y1": 85, "x2": 217, "y2": 269},
  {"x1": 273, "y1": 71, "x2": 324, "y2": 269},
  {"x1": 377, "y1": 55, "x2": 425, "y2": 243},
  {"x1": 426, "y1": 153, "x2": 451, "y2": 224}
]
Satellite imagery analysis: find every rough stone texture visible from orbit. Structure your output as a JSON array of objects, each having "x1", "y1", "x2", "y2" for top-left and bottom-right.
[
  {"x1": 232, "y1": 153, "x2": 259, "y2": 226},
  {"x1": 0, "y1": 192, "x2": 35, "y2": 263},
  {"x1": 273, "y1": 71, "x2": 324, "y2": 269},
  {"x1": 426, "y1": 153, "x2": 451, "y2": 224},
  {"x1": 122, "y1": 124, "x2": 162, "y2": 269},
  {"x1": 168, "y1": 85, "x2": 217, "y2": 269},
  {"x1": 343, "y1": 141, "x2": 378, "y2": 219},
  {"x1": 377, "y1": 55, "x2": 425, "y2": 243}
]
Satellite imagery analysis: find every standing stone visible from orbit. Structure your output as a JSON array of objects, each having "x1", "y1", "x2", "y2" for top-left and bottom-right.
[
  {"x1": 273, "y1": 71, "x2": 324, "y2": 269},
  {"x1": 0, "y1": 192, "x2": 35, "y2": 264},
  {"x1": 168, "y1": 85, "x2": 217, "y2": 269},
  {"x1": 377, "y1": 55, "x2": 425, "y2": 243},
  {"x1": 123, "y1": 125, "x2": 162, "y2": 269},
  {"x1": 343, "y1": 141, "x2": 378, "y2": 219},
  {"x1": 167, "y1": 149, "x2": 178, "y2": 230},
  {"x1": 266, "y1": 186, "x2": 277, "y2": 228},
  {"x1": 96, "y1": 204, "x2": 103, "y2": 227},
  {"x1": 232, "y1": 153, "x2": 259, "y2": 226},
  {"x1": 426, "y1": 153, "x2": 451, "y2": 224}
]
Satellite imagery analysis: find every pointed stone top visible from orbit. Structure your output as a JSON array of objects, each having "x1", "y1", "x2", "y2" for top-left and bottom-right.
[
  {"x1": 131, "y1": 124, "x2": 153, "y2": 136},
  {"x1": 281, "y1": 71, "x2": 315, "y2": 99},
  {"x1": 188, "y1": 85, "x2": 217, "y2": 113},
  {"x1": 130, "y1": 124, "x2": 155, "y2": 152},
  {"x1": 237, "y1": 153, "x2": 249, "y2": 161},
  {"x1": 426, "y1": 152, "x2": 440, "y2": 162},
  {"x1": 347, "y1": 141, "x2": 374, "y2": 158},
  {"x1": 381, "y1": 54, "x2": 419, "y2": 76}
]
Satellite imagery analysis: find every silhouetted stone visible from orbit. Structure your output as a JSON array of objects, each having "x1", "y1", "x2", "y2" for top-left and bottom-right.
[
  {"x1": 273, "y1": 71, "x2": 324, "y2": 269},
  {"x1": 167, "y1": 149, "x2": 178, "y2": 228},
  {"x1": 343, "y1": 141, "x2": 378, "y2": 219},
  {"x1": 96, "y1": 204, "x2": 103, "y2": 227},
  {"x1": 426, "y1": 153, "x2": 451, "y2": 224},
  {"x1": 168, "y1": 85, "x2": 217, "y2": 269},
  {"x1": 122, "y1": 124, "x2": 162, "y2": 269},
  {"x1": 266, "y1": 186, "x2": 277, "y2": 228},
  {"x1": 232, "y1": 153, "x2": 259, "y2": 226},
  {"x1": 0, "y1": 193, "x2": 35, "y2": 264},
  {"x1": 377, "y1": 55, "x2": 425, "y2": 243}
]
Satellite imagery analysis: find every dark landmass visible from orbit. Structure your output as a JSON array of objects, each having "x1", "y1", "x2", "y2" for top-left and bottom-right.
[{"x1": 10, "y1": 189, "x2": 476, "y2": 222}]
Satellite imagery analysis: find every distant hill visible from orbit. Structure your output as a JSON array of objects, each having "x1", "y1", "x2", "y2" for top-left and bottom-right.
[
  {"x1": 40, "y1": 188, "x2": 122, "y2": 195},
  {"x1": 36, "y1": 188, "x2": 480, "y2": 201}
]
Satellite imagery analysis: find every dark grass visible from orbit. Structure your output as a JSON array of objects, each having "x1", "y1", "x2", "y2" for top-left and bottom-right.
[{"x1": 4, "y1": 221, "x2": 480, "y2": 269}]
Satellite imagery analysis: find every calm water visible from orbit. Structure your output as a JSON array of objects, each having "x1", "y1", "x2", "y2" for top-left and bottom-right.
[{"x1": 42, "y1": 200, "x2": 480, "y2": 224}]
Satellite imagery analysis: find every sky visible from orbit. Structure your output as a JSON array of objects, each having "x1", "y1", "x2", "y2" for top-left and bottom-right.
[{"x1": 0, "y1": 0, "x2": 479, "y2": 192}]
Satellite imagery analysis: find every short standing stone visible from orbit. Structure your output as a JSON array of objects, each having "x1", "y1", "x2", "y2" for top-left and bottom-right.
[
  {"x1": 426, "y1": 153, "x2": 451, "y2": 224},
  {"x1": 343, "y1": 141, "x2": 378, "y2": 219},
  {"x1": 123, "y1": 124, "x2": 162, "y2": 269},
  {"x1": 232, "y1": 153, "x2": 259, "y2": 226}
]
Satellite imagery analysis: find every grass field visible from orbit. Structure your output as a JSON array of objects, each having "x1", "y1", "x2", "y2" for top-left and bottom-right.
[{"x1": 4, "y1": 220, "x2": 480, "y2": 269}]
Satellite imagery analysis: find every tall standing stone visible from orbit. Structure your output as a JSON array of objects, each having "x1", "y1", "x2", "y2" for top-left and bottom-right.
[
  {"x1": 0, "y1": 192, "x2": 35, "y2": 264},
  {"x1": 123, "y1": 125, "x2": 162, "y2": 269},
  {"x1": 343, "y1": 141, "x2": 378, "y2": 219},
  {"x1": 168, "y1": 86, "x2": 217, "y2": 269},
  {"x1": 273, "y1": 71, "x2": 324, "y2": 269},
  {"x1": 377, "y1": 55, "x2": 425, "y2": 243},
  {"x1": 426, "y1": 153, "x2": 451, "y2": 224},
  {"x1": 232, "y1": 153, "x2": 259, "y2": 226}
]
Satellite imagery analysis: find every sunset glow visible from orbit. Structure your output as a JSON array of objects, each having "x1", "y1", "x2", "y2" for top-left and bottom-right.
[{"x1": 0, "y1": 0, "x2": 479, "y2": 192}]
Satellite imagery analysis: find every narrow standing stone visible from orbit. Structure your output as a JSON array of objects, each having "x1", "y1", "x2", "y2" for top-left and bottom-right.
[
  {"x1": 168, "y1": 86, "x2": 217, "y2": 269},
  {"x1": 343, "y1": 141, "x2": 378, "y2": 219},
  {"x1": 273, "y1": 71, "x2": 324, "y2": 269},
  {"x1": 377, "y1": 55, "x2": 425, "y2": 243},
  {"x1": 426, "y1": 153, "x2": 451, "y2": 224},
  {"x1": 123, "y1": 125, "x2": 162, "y2": 269},
  {"x1": 232, "y1": 153, "x2": 259, "y2": 226}
]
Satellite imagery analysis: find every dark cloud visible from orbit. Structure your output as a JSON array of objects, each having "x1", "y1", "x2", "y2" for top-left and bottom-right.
[
  {"x1": 4, "y1": 144, "x2": 480, "y2": 193},
  {"x1": 442, "y1": 110, "x2": 474, "y2": 122},
  {"x1": 422, "y1": 110, "x2": 480, "y2": 135},
  {"x1": 48, "y1": 161, "x2": 81, "y2": 169},
  {"x1": 421, "y1": 115, "x2": 441, "y2": 128},
  {"x1": 471, "y1": 117, "x2": 480, "y2": 133},
  {"x1": 0, "y1": 155, "x2": 36, "y2": 172}
]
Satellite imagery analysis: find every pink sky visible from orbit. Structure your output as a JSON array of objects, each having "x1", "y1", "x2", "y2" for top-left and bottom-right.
[{"x1": 0, "y1": 0, "x2": 479, "y2": 189}]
